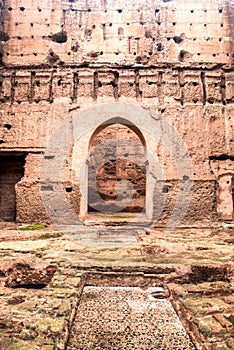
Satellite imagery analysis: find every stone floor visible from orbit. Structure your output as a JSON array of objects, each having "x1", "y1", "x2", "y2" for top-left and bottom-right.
[{"x1": 67, "y1": 286, "x2": 195, "y2": 350}]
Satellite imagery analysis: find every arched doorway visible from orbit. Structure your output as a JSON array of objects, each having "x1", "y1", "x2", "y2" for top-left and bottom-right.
[{"x1": 87, "y1": 119, "x2": 147, "y2": 216}]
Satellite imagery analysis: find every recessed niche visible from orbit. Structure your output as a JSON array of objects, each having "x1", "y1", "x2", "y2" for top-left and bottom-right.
[
  {"x1": 4, "y1": 124, "x2": 12, "y2": 130},
  {"x1": 173, "y1": 36, "x2": 183, "y2": 44},
  {"x1": 19, "y1": 7, "x2": 25, "y2": 11},
  {"x1": 66, "y1": 187, "x2": 73, "y2": 193}
]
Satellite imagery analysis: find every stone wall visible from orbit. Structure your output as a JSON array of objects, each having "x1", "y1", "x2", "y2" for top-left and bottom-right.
[
  {"x1": 0, "y1": 0, "x2": 233, "y2": 224},
  {"x1": 1, "y1": 0, "x2": 233, "y2": 66}
]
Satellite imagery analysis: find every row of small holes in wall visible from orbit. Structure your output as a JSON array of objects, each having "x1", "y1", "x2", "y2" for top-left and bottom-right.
[
  {"x1": 5, "y1": 52, "x2": 38, "y2": 56},
  {"x1": 8, "y1": 7, "x2": 43, "y2": 12},
  {"x1": 155, "y1": 8, "x2": 223, "y2": 14},
  {"x1": 148, "y1": 22, "x2": 225, "y2": 27},
  {"x1": 5, "y1": 50, "x2": 233, "y2": 58},
  {"x1": 12, "y1": 31, "x2": 230, "y2": 45},
  {"x1": 7, "y1": 7, "x2": 224, "y2": 13},
  {"x1": 8, "y1": 7, "x2": 25, "y2": 11},
  {"x1": 13, "y1": 22, "x2": 226, "y2": 31},
  {"x1": 14, "y1": 22, "x2": 51, "y2": 27}
]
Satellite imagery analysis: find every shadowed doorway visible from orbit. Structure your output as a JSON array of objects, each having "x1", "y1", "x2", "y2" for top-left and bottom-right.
[
  {"x1": 88, "y1": 122, "x2": 146, "y2": 215},
  {"x1": 0, "y1": 155, "x2": 26, "y2": 221}
]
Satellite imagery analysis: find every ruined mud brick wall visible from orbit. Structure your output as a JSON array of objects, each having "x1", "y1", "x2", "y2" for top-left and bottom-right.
[{"x1": 0, "y1": 0, "x2": 233, "y2": 223}]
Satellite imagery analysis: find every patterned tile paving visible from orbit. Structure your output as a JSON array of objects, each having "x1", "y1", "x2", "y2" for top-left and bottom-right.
[{"x1": 67, "y1": 287, "x2": 195, "y2": 350}]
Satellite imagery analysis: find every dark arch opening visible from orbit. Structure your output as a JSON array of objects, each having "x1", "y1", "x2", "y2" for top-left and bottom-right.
[
  {"x1": 88, "y1": 119, "x2": 146, "y2": 214},
  {"x1": 88, "y1": 117, "x2": 146, "y2": 149}
]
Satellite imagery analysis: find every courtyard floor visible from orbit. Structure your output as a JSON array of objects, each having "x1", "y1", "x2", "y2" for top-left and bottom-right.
[{"x1": 0, "y1": 218, "x2": 233, "y2": 350}]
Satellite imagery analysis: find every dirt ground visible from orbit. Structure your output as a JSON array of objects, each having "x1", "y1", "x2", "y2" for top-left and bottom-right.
[{"x1": 0, "y1": 220, "x2": 233, "y2": 350}]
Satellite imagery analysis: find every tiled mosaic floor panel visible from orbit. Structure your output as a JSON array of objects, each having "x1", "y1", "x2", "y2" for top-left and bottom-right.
[{"x1": 67, "y1": 286, "x2": 195, "y2": 350}]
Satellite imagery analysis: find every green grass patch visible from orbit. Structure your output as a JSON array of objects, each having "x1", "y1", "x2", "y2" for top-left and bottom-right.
[{"x1": 19, "y1": 224, "x2": 46, "y2": 231}]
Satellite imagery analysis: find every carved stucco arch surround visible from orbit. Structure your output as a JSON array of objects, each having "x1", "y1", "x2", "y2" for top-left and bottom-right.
[{"x1": 40, "y1": 103, "x2": 193, "y2": 229}]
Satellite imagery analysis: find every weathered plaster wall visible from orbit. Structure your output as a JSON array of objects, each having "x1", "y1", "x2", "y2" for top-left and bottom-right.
[
  {"x1": 0, "y1": 0, "x2": 233, "y2": 223},
  {"x1": 1, "y1": 0, "x2": 233, "y2": 66}
]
